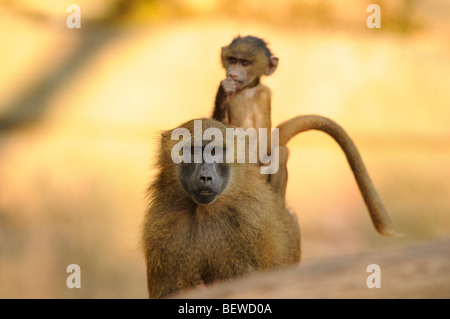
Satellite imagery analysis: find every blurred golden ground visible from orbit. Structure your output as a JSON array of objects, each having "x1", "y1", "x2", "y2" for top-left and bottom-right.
[{"x1": 0, "y1": 1, "x2": 449, "y2": 298}]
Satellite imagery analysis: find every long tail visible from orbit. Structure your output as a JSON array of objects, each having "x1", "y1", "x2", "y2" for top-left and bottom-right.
[{"x1": 277, "y1": 115, "x2": 397, "y2": 237}]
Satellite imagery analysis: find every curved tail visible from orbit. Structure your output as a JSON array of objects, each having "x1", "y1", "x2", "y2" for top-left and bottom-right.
[{"x1": 277, "y1": 115, "x2": 397, "y2": 237}]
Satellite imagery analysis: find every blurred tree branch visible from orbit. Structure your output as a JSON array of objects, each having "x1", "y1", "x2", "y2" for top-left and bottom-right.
[{"x1": 0, "y1": 0, "x2": 142, "y2": 131}]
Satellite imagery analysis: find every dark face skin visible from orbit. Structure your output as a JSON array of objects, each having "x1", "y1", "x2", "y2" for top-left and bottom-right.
[{"x1": 178, "y1": 146, "x2": 230, "y2": 205}]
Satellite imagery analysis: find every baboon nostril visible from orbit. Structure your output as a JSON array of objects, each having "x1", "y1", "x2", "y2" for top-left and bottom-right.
[{"x1": 200, "y1": 176, "x2": 213, "y2": 184}]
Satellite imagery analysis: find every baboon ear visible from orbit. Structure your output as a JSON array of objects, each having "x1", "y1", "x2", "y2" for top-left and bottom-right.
[{"x1": 264, "y1": 56, "x2": 279, "y2": 76}]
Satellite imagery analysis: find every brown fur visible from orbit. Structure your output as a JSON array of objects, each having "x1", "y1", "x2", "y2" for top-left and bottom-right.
[
  {"x1": 141, "y1": 115, "x2": 396, "y2": 298},
  {"x1": 142, "y1": 118, "x2": 301, "y2": 299}
]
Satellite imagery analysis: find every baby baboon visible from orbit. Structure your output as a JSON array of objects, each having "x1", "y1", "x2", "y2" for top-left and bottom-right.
[
  {"x1": 211, "y1": 35, "x2": 291, "y2": 197},
  {"x1": 212, "y1": 35, "x2": 277, "y2": 132},
  {"x1": 212, "y1": 35, "x2": 278, "y2": 158},
  {"x1": 142, "y1": 115, "x2": 396, "y2": 298}
]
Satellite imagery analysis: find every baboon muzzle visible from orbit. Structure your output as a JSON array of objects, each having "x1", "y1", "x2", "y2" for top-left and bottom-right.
[{"x1": 191, "y1": 163, "x2": 223, "y2": 205}]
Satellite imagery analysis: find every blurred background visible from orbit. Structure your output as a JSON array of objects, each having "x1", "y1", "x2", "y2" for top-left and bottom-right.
[{"x1": 0, "y1": 0, "x2": 449, "y2": 298}]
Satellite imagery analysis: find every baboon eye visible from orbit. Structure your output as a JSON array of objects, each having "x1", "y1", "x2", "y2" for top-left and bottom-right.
[
  {"x1": 241, "y1": 60, "x2": 249, "y2": 66},
  {"x1": 228, "y1": 57, "x2": 237, "y2": 64}
]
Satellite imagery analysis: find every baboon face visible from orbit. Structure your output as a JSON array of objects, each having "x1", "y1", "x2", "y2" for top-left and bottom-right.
[
  {"x1": 224, "y1": 56, "x2": 255, "y2": 90},
  {"x1": 221, "y1": 35, "x2": 279, "y2": 90},
  {"x1": 178, "y1": 146, "x2": 231, "y2": 205}
]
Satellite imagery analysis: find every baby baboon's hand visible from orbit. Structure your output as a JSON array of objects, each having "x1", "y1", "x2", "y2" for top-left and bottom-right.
[{"x1": 221, "y1": 78, "x2": 236, "y2": 96}]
